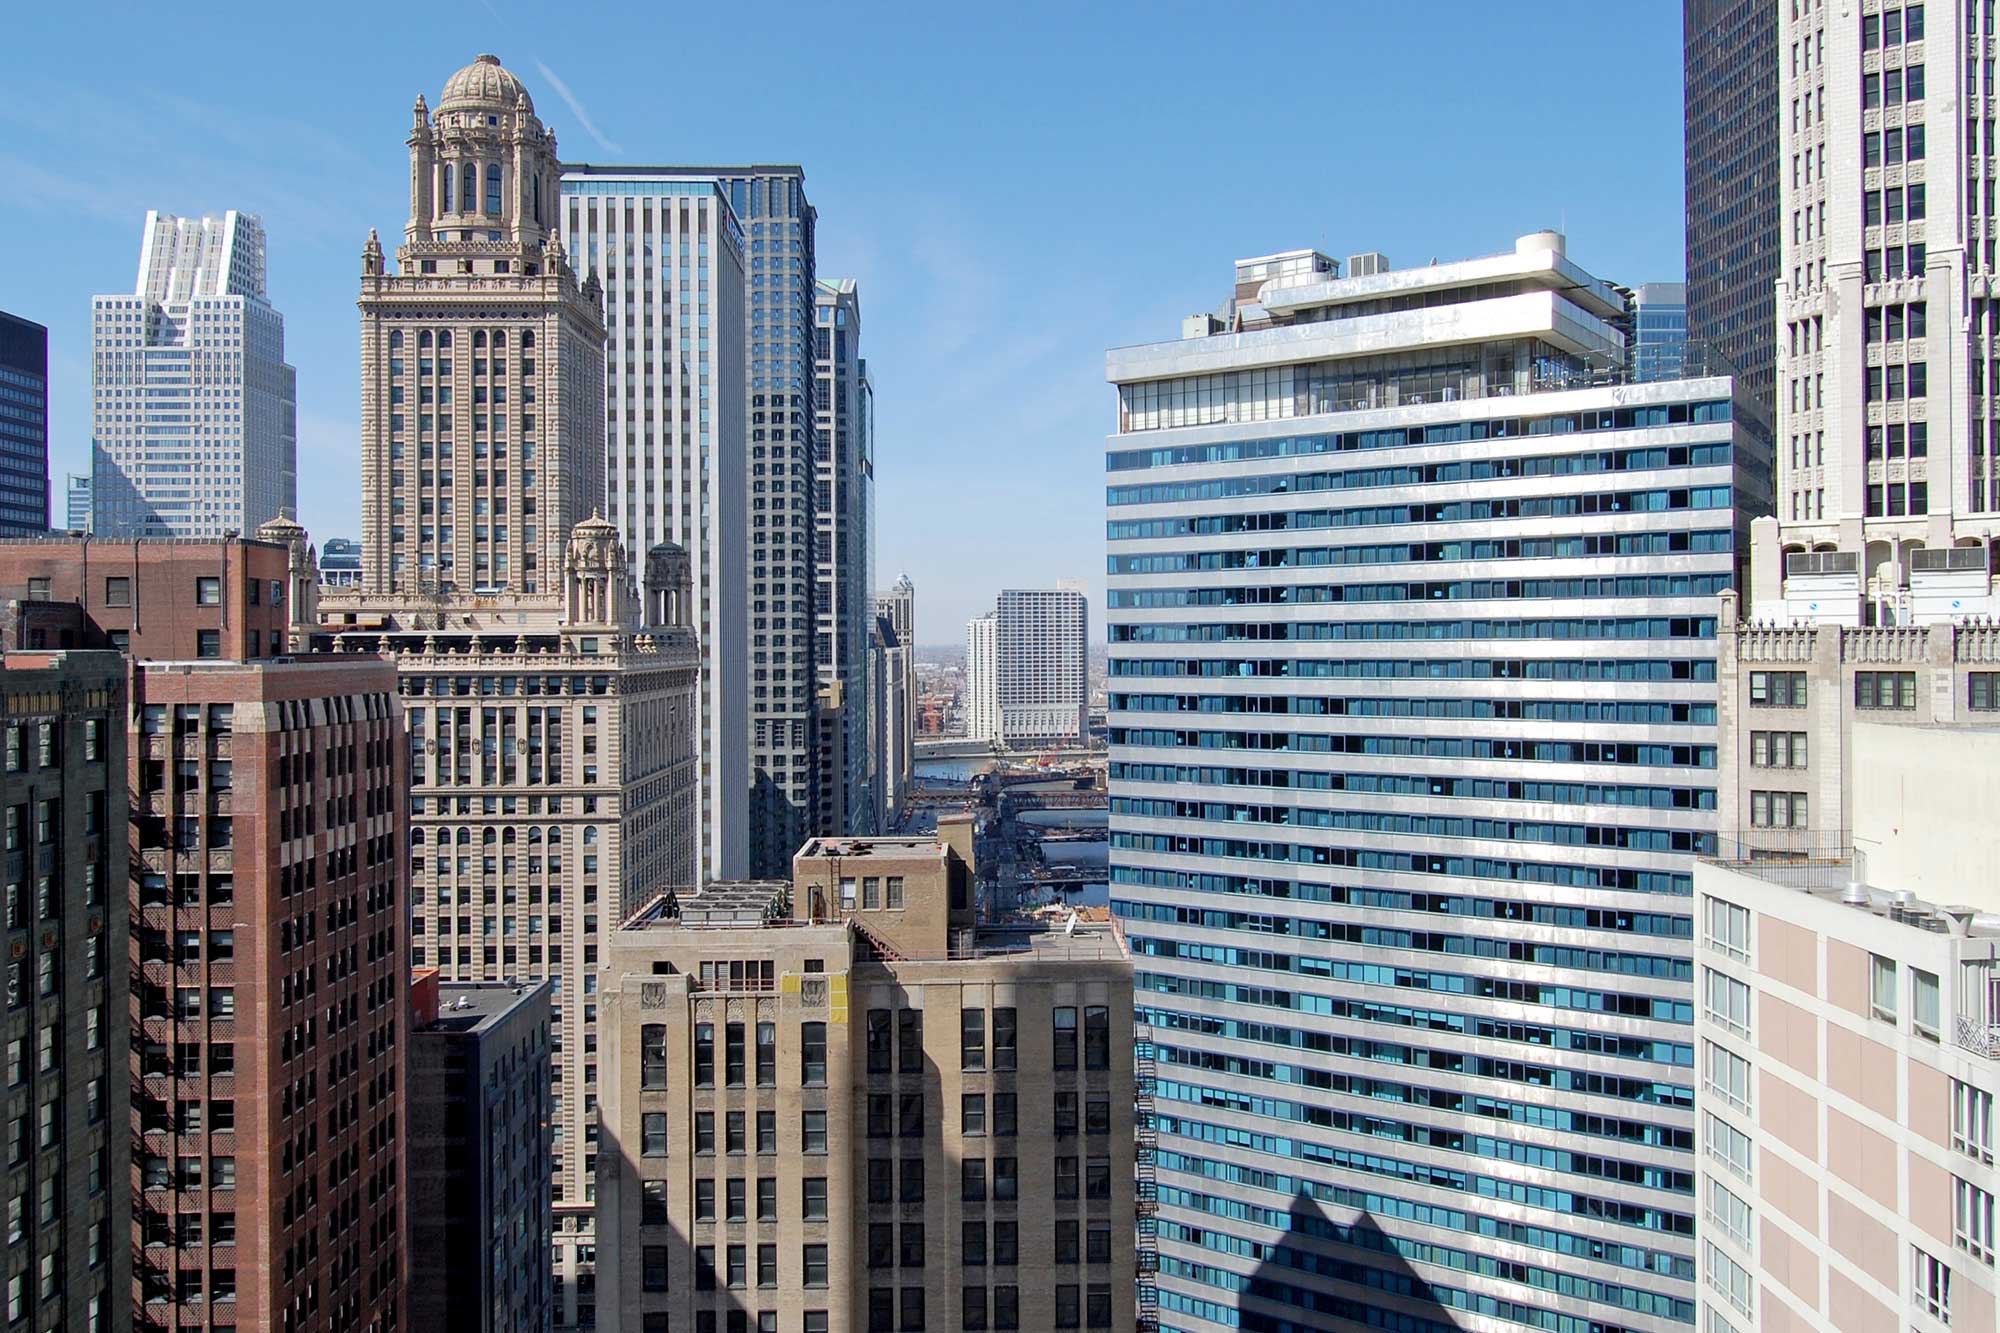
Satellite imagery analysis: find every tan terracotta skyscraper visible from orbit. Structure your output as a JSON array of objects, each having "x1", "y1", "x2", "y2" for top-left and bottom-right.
[
  {"x1": 357, "y1": 54, "x2": 606, "y2": 597},
  {"x1": 325, "y1": 58, "x2": 703, "y2": 1330}
]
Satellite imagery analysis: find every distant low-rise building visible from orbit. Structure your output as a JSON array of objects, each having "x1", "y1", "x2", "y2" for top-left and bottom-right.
[
  {"x1": 410, "y1": 975, "x2": 554, "y2": 1333},
  {"x1": 64, "y1": 473, "x2": 91, "y2": 534},
  {"x1": 319, "y1": 537, "x2": 363, "y2": 588}
]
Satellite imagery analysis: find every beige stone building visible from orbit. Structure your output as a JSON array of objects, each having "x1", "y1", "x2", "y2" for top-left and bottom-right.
[
  {"x1": 1715, "y1": 588, "x2": 2000, "y2": 846},
  {"x1": 355, "y1": 53, "x2": 604, "y2": 598},
  {"x1": 596, "y1": 822, "x2": 1138, "y2": 1333},
  {"x1": 1695, "y1": 723, "x2": 2000, "y2": 1331},
  {"x1": 318, "y1": 54, "x2": 705, "y2": 1329}
]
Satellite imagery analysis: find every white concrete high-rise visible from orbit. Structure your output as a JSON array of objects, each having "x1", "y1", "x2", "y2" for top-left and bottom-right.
[
  {"x1": 995, "y1": 586, "x2": 1088, "y2": 748},
  {"x1": 561, "y1": 167, "x2": 749, "y2": 879},
  {"x1": 1106, "y1": 232, "x2": 1772, "y2": 1333},
  {"x1": 91, "y1": 210, "x2": 296, "y2": 538},
  {"x1": 875, "y1": 574, "x2": 916, "y2": 820},
  {"x1": 1762, "y1": 0, "x2": 2000, "y2": 623},
  {"x1": 965, "y1": 610, "x2": 997, "y2": 744}
]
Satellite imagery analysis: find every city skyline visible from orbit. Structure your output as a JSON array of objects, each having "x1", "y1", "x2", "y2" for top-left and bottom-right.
[{"x1": 1, "y1": 1, "x2": 1684, "y2": 640}]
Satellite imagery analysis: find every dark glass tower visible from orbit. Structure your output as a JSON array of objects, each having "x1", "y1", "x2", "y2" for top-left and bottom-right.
[
  {"x1": 0, "y1": 311, "x2": 50, "y2": 534},
  {"x1": 1685, "y1": 0, "x2": 1780, "y2": 424}
]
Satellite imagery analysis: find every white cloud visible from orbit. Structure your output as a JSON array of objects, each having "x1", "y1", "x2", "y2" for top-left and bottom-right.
[{"x1": 534, "y1": 60, "x2": 623, "y2": 156}]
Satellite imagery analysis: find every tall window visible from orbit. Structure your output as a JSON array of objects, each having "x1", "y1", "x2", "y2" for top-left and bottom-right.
[
  {"x1": 461, "y1": 163, "x2": 477, "y2": 213},
  {"x1": 485, "y1": 163, "x2": 503, "y2": 214},
  {"x1": 801, "y1": 1022, "x2": 827, "y2": 1086},
  {"x1": 960, "y1": 1009, "x2": 985, "y2": 1071},
  {"x1": 866, "y1": 1009, "x2": 891, "y2": 1075},
  {"x1": 640, "y1": 1025, "x2": 667, "y2": 1089},
  {"x1": 1955, "y1": 1177, "x2": 1995, "y2": 1263},
  {"x1": 897, "y1": 1010, "x2": 922, "y2": 1072},
  {"x1": 756, "y1": 1021, "x2": 776, "y2": 1087},
  {"x1": 694, "y1": 1022, "x2": 714, "y2": 1087},
  {"x1": 1914, "y1": 1246, "x2": 1952, "y2": 1320},
  {"x1": 992, "y1": 1008, "x2": 1017, "y2": 1070},
  {"x1": 1955, "y1": 1079, "x2": 1996, "y2": 1164},
  {"x1": 725, "y1": 1022, "x2": 745, "y2": 1086},
  {"x1": 1914, "y1": 968, "x2": 1941, "y2": 1040},
  {"x1": 1053, "y1": 1008, "x2": 1078, "y2": 1070},
  {"x1": 1704, "y1": 969, "x2": 1750, "y2": 1037},
  {"x1": 1083, "y1": 1006, "x2": 1110, "y2": 1070},
  {"x1": 1871, "y1": 954, "x2": 1899, "y2": 1023}
]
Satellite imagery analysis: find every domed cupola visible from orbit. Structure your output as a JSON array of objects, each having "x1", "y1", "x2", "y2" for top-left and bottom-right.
[{"x1": 439, "y1": 54, "x2": 532, "y2": 115}]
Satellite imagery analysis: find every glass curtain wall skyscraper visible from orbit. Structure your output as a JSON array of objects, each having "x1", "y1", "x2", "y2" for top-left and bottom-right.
[
  {"x1": 1105, "y1": 232, "x2": 1769, "y2": 1333},
  {"x1": 559, "y1": 162, "x2": 819, "y2": 875},
  {"x1": 813, "y1": 277, "x2": 877, "y2": 832},
  {"x1": 562, "y1": 168, "x2": 751, "y2": 880},
  {"x1": 1685, "y1": 0, "x2": 1781, "y2": 422},
  {"x1": 91, "y1": 210, "x2": 297, "y2": 538},
  {"x1": 0, "y1": 311, "x2": 49, "y2": 534}
]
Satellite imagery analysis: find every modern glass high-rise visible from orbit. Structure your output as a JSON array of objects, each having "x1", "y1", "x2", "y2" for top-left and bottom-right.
[
  {"x1": 91, "y1": 211, "x2": 297, "y2": 538},
  {"x1": 1685, "y1": 0, "x2": 1780, "y2": 422},
  {"x1": 814, "y1": 277, "x2": 876, "y2": 832},
  {"x1": 994, "y1": 587, "x2": 1088, "y2": 750},
  {"x1": 561, "y1": 167, "x2": 751, "y2": 879},
  {"x1": 562, "y1": 163, "x2": 820, "y2": 875},
  {"x1": 0, "y1": 311, "x2": 50, "y2": 534},
  {"x1": 1105, "y1": 232, "x2": 1769, "y2": 1333},
  {"x1": 1634, "y1": 281, "x2": 1691, "y2": 382},
  {"x1": 64, "y1": 474, "x2": 90, "y2": 534}
]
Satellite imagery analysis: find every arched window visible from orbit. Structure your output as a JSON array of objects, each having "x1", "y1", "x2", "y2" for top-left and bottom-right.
[
  {"x1": 439, "y1": 165, "x2": 452, "y2": 213},
  {"x1": 521, "y1": 331, "x2": 535, "y2": 349},
  {"x1": 455, "y1": 828, "x2": 471, "y2": 846},
  {"x1": 485, "y1": 163, "x2": 502, "y2": 214},
  {"x1": 482, "y1": 828, "x2": 497, "y2": 845},
  {"x1": 532, "y1": 172, "x2": 542, "y2": 225},
  {"x1": 461, "y1": 162, "x2": 477, "y2": 213},
  {"x1": 438, "y1": 331, "x2": 452, "y2": 348},
  {"x1": 583, "y1": 827, "x2": 598, "y2": 845},
  {"x1": 419, "y1": 331, "x2": 433, "y2": 349},
  {"x1": 473, "y1": 331, "x2": 487, "y2": 349},
  {"x1": 389, "y1": 330, "x2": 403, "y2": 350},
  {"x1": 493, "y1": 331, "x2": 507, "y2": 348}
]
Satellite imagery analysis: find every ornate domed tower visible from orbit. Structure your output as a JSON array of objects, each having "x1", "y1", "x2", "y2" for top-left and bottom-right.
[
  {"x1": 562, "y1": 511, "x2": 629, "y2": 628},
  {"x1": 356, "y1": 54, "x2": 606, "y2": 600},
  {"x1": 407, "y1": 54, "x2": 557, "y2": 250}
]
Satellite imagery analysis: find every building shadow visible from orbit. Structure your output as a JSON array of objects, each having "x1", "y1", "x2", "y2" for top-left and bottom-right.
[{"x1": 1228, "y1": 1188, "x2": 1461, "y2": 1333}]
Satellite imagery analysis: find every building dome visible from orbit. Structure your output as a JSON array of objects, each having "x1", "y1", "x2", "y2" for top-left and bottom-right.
[{"x1": 439, "y1": 54, "x2": 531, "y2": 113}]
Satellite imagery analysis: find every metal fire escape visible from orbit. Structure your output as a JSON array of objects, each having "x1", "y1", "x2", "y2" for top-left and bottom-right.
[{"x1": 1134, "y1": 1019, "x2": 1160, "y2": 1332}]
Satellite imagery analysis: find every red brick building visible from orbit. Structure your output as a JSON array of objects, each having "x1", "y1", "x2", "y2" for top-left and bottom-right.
[
  {"x1": 128, "y1": 657, "x2": 408, "y2": 1333},
  {"x1": 0, "y1": 535, "x2": 298, "y2": 659}
]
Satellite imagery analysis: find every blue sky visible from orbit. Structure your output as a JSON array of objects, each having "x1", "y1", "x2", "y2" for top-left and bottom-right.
[{"x1": 1, "y1": 0, "x2": 1685, "y2": 646}]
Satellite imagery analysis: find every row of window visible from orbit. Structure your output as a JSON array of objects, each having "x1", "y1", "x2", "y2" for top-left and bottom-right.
[
  {"x1": 1108, "y1": 527, "x2": 1735, "y2": 576},
  {"x1": 1113, "y1": 724, "x2": 1716, "y2": 770},
  {"x1": 1107, "y1": 401, "x2": 1733, "y2": 464},
  {"x1": 1111, "y1": 653, "x2": 1717, "y2": 683},
  {"x1": 1107, "y1": 487, "x2": 1732, "y2": 541},
  {"x1": 1105, "y1": 442, "x2": 1734, "y2": 506},
  {"x1": 1113, "y1": 615, "x2": 1719, "y2": 645},
  {"x1": 1106, "y1": 572, "x2": 1733, "y2": 609}
]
